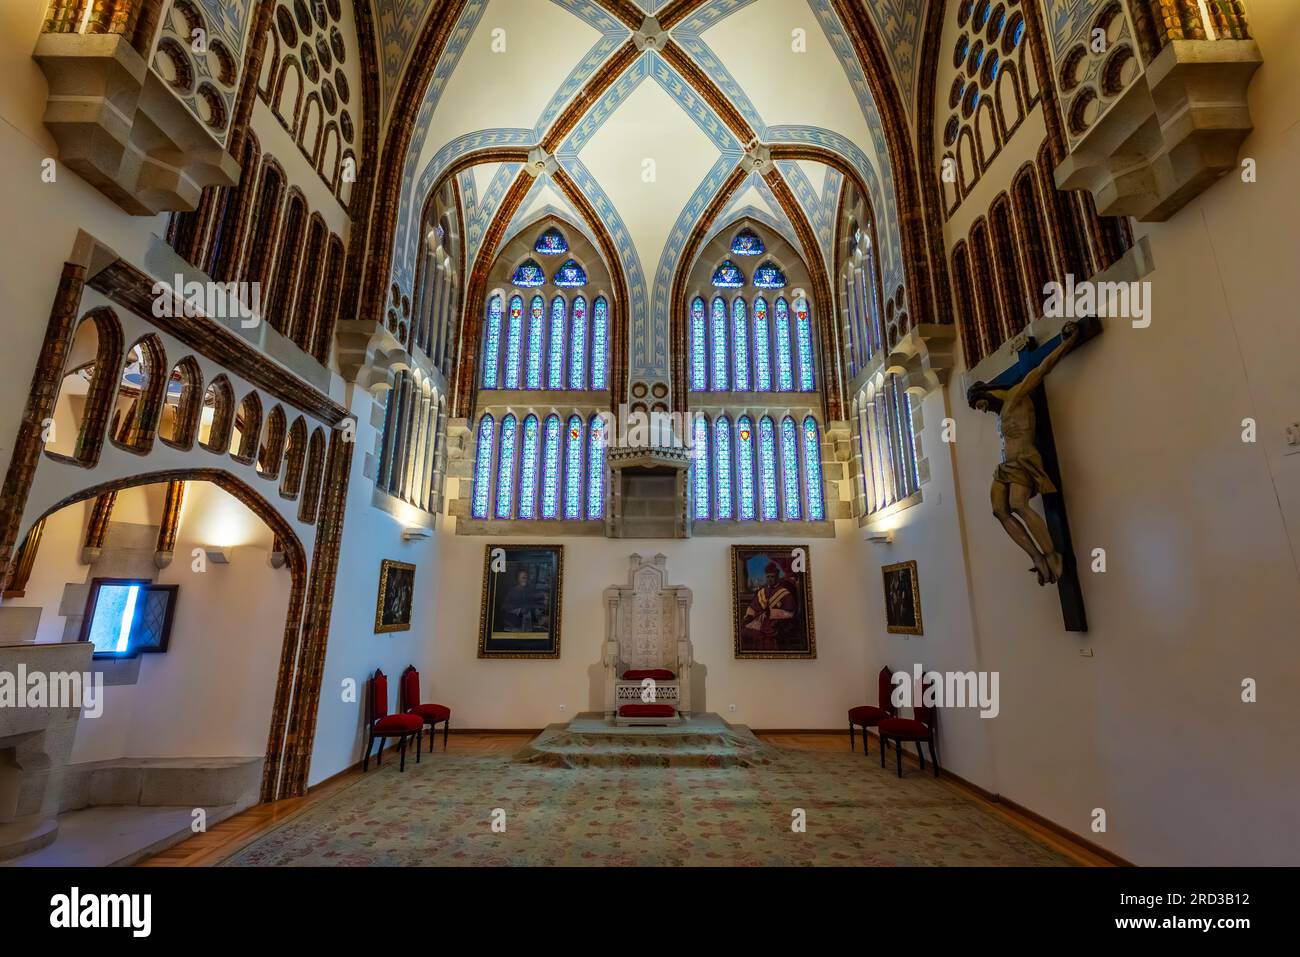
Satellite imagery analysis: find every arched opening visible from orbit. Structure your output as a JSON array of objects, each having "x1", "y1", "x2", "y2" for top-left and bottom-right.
[
  {"x1": 230, "y1": 391, "x2": 263, "y2": 465},
  {"x1": 45, "y1": 308, "x2": 123, "y2": 466},
  {"x1": 198, "y1": 375, "x2": 235, "y2": 453},
  {"x1": 280, "y1": 417, "x2": 308, "y2": 499},
  {"x1": 158, "y1": 357, "x2": 203, "y2": 450},
  {"x1": 257, "y1": 406, "x2": 288, "y2": 480},
  {"x1": 109, "y1": 334, "x2": 166, "y2": 454},
  {"x1": 299, "y1": 428, "x2": 326, "y2": 524}
]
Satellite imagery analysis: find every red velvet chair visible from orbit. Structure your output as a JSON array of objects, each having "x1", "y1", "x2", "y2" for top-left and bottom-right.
[
  {"x1": 878, "y1": 670, "x2": 939, "y2": 778},
  {"x1": 400, "y1": 665, "x2": 451, "y2": 751},
  {"x1": 363, "y1": 669, "x2": 423, "y2": 772},
  {"x1": 847, "y1": 666, "x2": 896, "y2": 755}
]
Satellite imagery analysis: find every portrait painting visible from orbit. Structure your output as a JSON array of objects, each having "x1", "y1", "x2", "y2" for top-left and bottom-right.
[
  {"x1": 882, "y1": 560, "x2": 923, "y2": 635},
  {"x1": 477, "y1": 545, "x2": 563, "y2": 659},
  {"x1": 375, "y1": 560, "x2": 416, "y2": 634},
  {"x1": 730, "y1": 545, "x2": 816, "y2": 659}
]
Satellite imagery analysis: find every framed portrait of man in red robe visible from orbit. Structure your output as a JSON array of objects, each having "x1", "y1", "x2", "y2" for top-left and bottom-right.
[{"x1": 730, "y1": 545, "x2": 817, "y2": 659}]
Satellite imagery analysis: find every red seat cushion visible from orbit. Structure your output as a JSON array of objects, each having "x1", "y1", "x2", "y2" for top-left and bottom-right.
[
  {"x1": 373, "y1": 713, "x2": 422, "y2": 734},
  {"x1": 621, "y1": 669, "x2": 675, "y2": 681},
  {"x1": 410, "y1": 703, "x2": 451, "y2": 722},
  {"x1": 618, "y1": 704, "x2": 676, "y2": 718},
  {"x1": 878, "y1": 717, "x2": 931, "y2": 739},
  {"x1": 848, "y1": 705, "x2": 890, "y2": 724}
]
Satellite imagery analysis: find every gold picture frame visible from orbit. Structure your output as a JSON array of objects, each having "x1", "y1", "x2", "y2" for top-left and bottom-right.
[
  {"x1": 477, "y1": 544, "x2": 564, "y2": 659},
  {"x1": 375, "y1": 559, "x2": 416, "y2": 634},
  {"x1": 730, "y1": 544, "x2": 817, "y2": 659},
  {"x1": 882, "y1": 560, "x2": 923, "y2": 635}
]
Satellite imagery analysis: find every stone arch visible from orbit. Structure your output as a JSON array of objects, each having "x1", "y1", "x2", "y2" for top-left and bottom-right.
[
  {"x1": 45, "y1": 306, "x2": 124, "y2": 467},
  {"x1": 109, "y1": 333, "x2": 167, "y2": 454},
  {"x1": 231, "y1": 391, "x2": 263, "y2": 465},
  {"x1": 159, "y1": 356, "x2": 203, "y2": 450}
]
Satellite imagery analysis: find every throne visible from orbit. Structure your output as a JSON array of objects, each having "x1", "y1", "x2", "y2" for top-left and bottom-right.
[{"x1": 602, "y1": 554, "x2": 693, "y2": 726}]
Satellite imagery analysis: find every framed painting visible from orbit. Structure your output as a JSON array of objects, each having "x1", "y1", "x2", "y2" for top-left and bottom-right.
[
  {"x1": 730, "y1": 545, "x2": 817, "y2": 659},
  {"x1": 477, "y1": 545, "x2": 563, "y2": 659},
  {"x1": 882, "y1": 560, "x2": 923, "y2": 635},
  {"x1": 374, "y1": 560, "x2": 416, "y2": 634}
]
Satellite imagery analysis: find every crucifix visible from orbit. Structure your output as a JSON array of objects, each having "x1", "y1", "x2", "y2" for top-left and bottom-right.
[{"x1": 966, "y1": 317, "x2": 1099, "y2": 632}]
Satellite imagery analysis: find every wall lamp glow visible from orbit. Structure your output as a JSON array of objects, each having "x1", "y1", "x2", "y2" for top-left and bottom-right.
[
  {"x1": 401, "y1": 526, "x2": 433, "y2": 543},
  {"x1": 866, "y1": 530, "x2": 894, "y2": 546},
  {"x1": 205, "y1": 546, "x2": 233, "y2": 565}
]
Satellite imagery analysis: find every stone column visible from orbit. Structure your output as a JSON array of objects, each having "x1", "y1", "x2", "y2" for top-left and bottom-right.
[
  {"x1": 153, "y1": 480, "x2": 185, "y2": 568},
  {"x1": 80, "y1": 491, "x2": 116, "y2": 565}
]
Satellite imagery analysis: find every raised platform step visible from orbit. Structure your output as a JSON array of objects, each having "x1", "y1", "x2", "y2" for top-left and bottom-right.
[{"x1": 515, "y1": 712, "x2": 777, "y2": 768}]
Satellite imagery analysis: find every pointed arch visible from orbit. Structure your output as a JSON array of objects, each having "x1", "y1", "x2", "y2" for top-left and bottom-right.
[
  {"x1": 110, "y1": 334, "x2": 166, "y2": 454},
  {"x1": 231, "y1": 391, "x2": 263, "y2": 465},
  {"x1": 159, "y1": 356, "x2": 203, "y2": 450},
  {"x1": 258, "y1": 405, "x2": 288, "y2": 480},
  {"x1": 281, "y1": 416, "x2": 308, "y2": 499},
  {"x1": 46, "y1": 307, "x2": 124, "y2": 466},
  {"x1": 299, "y1": 427, "x2": 327, "y2": 524},
  {"x1": 199, "y1": 374, "x2": 235, "y2": 454}
]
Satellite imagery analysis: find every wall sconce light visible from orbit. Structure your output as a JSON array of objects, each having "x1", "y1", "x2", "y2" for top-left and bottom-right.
[
  {"x1": 401, "y1": 526, "x2": 432, "y2": 543},
  {"x1": 205, "y1": 546, "x2": 232, "y2": 565},
  {"x1": 866, "y1": 530, "x2": 894, "y2": 546}
]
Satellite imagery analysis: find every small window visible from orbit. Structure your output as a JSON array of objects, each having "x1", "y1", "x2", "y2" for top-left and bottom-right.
[{"x1": 81, "y1": 578, "x2": 179, "y2": 658}]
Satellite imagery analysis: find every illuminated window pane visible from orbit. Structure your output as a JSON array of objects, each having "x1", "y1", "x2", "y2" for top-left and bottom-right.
[
  {"x1": 482, "y1": 294, "x2": 503, "y2": 388},
  {"x1": 504, "y1": 295, "x2": 524, "y2": 389},
  {"x1": 753, "y1": 297, "x2": 772, "y2": 392},
  {"x1": 774, "y1": 297, "x2": 794, "y2": 391},
  {"x1": 794, "y1": 296, "x2": 815, "y2": 391},
  {"x1": 587, "y1": 415, "x2": 606, "y2": 519},
  {"x1": 689, "y1": 297, "x2": 707, "y2": 392},
  {"x1": 757, "y1": 416, "x2": 778, "y2": 520},
  {"x1": 803, "y1": 416, "x2": 824, "y2": 520},
  {"x1": 731, "y1": 227, "x2": 763, "y2": 256},
  {"x1": 710, "y1": 296, "x2": 728, "y2": 391},
  {"x1": 547, "y1": 296, "x2": 566, "y2": 389},
  {"x1": 732, "y1": 298, "x2": 750, "y2": 391},
  {"x1": 736, "y1": 415, "x2": 756, "y2": 520},
  {"x1": 518, "y1": 414, "x2": 540, "y2": 519},
  {"x1": 714, "y1": 416, "x2": 733, "y2": 519},
  {"x1": 540, "y1": 414, "x2": 561, "y2": 518},
  {"x1": 692, "y1": 414, "x2": 710, "y2": 520},
  {"x1": 535, "y1": 226, "x2": 568, "y2": 255},
  {"x1": 780, "y1": 415, "x2": 801, "y2": 520},
  {"x1": 525, "y1": 296, "x2": 544, "y2": 389},
  {"x1": 495, "y1": 414, "x2": 517, "y2": 518},
  {"x1": 712, "y1": 259, "x2": 745, "y2": 288},
  {"x1": 591, "y1": 296, "x2": 609, "y2": 390},
  {"x1": 553, "y1": 259, "x2": 587, "y2": 287},
  {"x1": 753, "y1": 260, "x2": 787, "y2": 289},
  {"x1": 569, "y1": 296, "x2": 588, "y2": 389},
  {"x1": 512, "y1": 259, "x2": 545, "y2": 286},
  {"x1": 471, "y1": 414, "x2": 494, "y2": 519},
  {"x1": 564, "y1": 414, "x2": 583, "y2": 519}
]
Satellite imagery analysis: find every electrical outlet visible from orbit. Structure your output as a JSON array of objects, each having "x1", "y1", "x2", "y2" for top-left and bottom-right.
[
  {"x1": 558, "y1": 703, "x2": 566, "y2": 711},
  {"x1": 1079, "y1": 647, "x2": 1095, "y2": 657},
  {"x1": 729, "y1": 703, "x2": 737, "y2": 712}
]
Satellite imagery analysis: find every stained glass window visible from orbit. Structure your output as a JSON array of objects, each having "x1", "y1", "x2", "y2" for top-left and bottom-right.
[
  {"x1": 692, "y1": 414, "x2": 709, "y2": 521},
  {"x1": 518, "y1": 414, "x2": 540, "y2": 519},
  {"x1": 731, "y1": 298, "x2": 750, "y2": 391},
  {"x1": 591, "y1": 297, "x2": 609, "y2": 390},
  {"x1": 711, "y1": 260, "x2": 744, "y2": 289},
  {"x1": 689, "y1": 297, "x2": 707, "y2": 392},
  {"x1": 563, "y1": 414, "x2": 583, "y2": 519},
  {"x1": 753, "y1": 260, "x2": 787, "y2": 289},
  {"x1": 710, "y1": 296, "x2": 728, "y2": 391},
  {"x1": 803, "y1": 416, "x2": 824, "y2": 521},
  {"x1": 774, "y1": 297, "x2": 794, "y2": 392},
  {"x1": 587, "y1": 415, "x2": 606, "y2": 519},
  {"x1": 504, "y1": 295, "x2": 523, "y2": 389},
  {"x1": 731, "y1": 227, "x2": 764, "y2": 256},
  {"x1": 794, "y1": 296, "x2": 815, "y2": 391},
  {"x1": 482, "y1": 294, "x2": 503, "y2": 388},
  {"x1": 736, "y1": 415, "x2": 756, "y2": 520},
  {"x1": 535, "y1": 226, "x2": 568, "y2": 255},
  {"x1": 757, "y1": 416, "x2": 778, "y2": 520},
  {"x1": 553, "y1": 259, "x2": 587, "y2": 287},
  {"x1": 512, "y1": 258, "x2": 545, "y2": 287},
  {"x1": 525, "y1": 296, "x2": 544, "y2": 389},
  {"x1": 569, "y1": 296, "x2": 588, "y2": 389},
  {"x1": 471, "y1": 414, "x2": 494, "y2": 519},
  {"x1": 714, "y1": 416, "x2": 733, "y2": 519},
  {"x1": 495, "y1": 413, "x2": 517, "y2": 518},
  {"x1": 547, "y1": 296, "x2": 566, "y2": 389},
  {"x1": 780, "y1": 416, "x2": 801, "y2": 520},
  {"x1": 540, "y1": 414, "x2": 561, "y2": 519},
  {"x1": 752, "y1": 297, "x2": 772, "y2": 392}
]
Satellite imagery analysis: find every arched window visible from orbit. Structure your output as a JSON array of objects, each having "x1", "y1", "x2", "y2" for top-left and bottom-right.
[
  {"x1": 794, "y1": 296, "x2": 815, "y2": 391},
  {"x1": 709, "y1": 296, "x2": 728, "y2": 391},
  {"x1": 731, "y1": 298, "x2": 750, "y2": 391},
  {"x1": 689, "y1": 297, "x2": 707, "y2": 391},
  {"x1": 753, "y1": 261, "x2": 787, "y2": 289},
  {"x1": 258, "y1": 406, "x2": 287, "y2": 479},
  {"x1": 691, "y1": 414, "x2": 710, "y2": 521},
  {"x1": 731, "y1": 227, "x2": 763, "y2": 256},
  {"x1": 111, "y1": 336, "x2": 166, "y2": 453},
  {"x1": 714, "y1": 415, "x2": 733, "y2": 519},
  {"x1": 512, "y1": 259, "x2": 545, "y2": 287},
  {"x1": 471, "y1": 414, "x2": 494, "y2": 519},
  {"x1": 591, "y1": 297, "x2": 609, "y2": 390},
  {"x1": 587, "y1": 415, "x2": 606, "y2": 520},
  {"x1": 300, "y1": 428, "x2": 326, "y2": 524},
  {"x1": 563, "y1": 414, "x2": 583, "y2": 520},
  {"x1": 495, "y1": 413, "x2": 517, "y2": 518},
  {"x1": 281, "y1": 416, "x2": 308, "y2": 499},
  {"x1": 503, "y1": 294, "x2": 524, "y2": 389},
  {"x1": 736, "y1": 415, "x2": 756, "y2": 520},
  {"x1": 540, "y1": 414, "x2": 561, "y2": 519},
  {"x1": 780, "y1": 416, "x2": 802, "y2": 520},
  {"x1": 518, "y1": 414, "x2": 540, "y2": 519},
  {"x1": 47, "y1": 309, "x2": 123, "y2": 466},
  {"x1": 230, "y1": 392, "x2": 262, "y2": 464},
  {"x1": 752, "y1": 297, "x2": 772, "y2": 391},
  {"x1": 803, "y1": 416, "x2": 825, "y2": 521},
  {"x1": 525, "y1": 296, "x2": 544, "y2": 389},
  {"x1": 198, "y1": 375, "x2": 234, "y2": 453},
  {"x1": 535, "y1": 226, "x2": 568, "y2": 255},
  {"x1": 547, "y1": 296, "x2": 566, "y2": 389},
  {"x1": 569, "y1": 296, "x2": 588, "y2": 389},
  {"x1": 774, "y1": 297, "x2": 794, "y2": 392},
  {"x1": 482, "y1": 294, "x2": 503, "y2": 389},
  {"x1": 757, "y1": 416, "x2": 778, "y2": 520},
  {"x1": 159, "y1": 357, "x2": 203, "y2": 450},
  {"x1": 554, "y1": 259, "x2": 587, "y2": 287}
]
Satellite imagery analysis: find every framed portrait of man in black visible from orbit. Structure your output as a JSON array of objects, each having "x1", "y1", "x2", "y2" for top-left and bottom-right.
[
  {"x1": 375, "y1": 560, "x2": 416, "y2": 633},
  {"x1": 882, "y1": 560, "x2": 923, "y2": 635},
  {"x1": 477, "y1": 545, "x2": 563, "y2": 659}
]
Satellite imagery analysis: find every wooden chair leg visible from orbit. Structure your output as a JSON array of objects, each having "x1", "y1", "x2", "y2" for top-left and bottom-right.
[
  {"x1": 362, "y1": 732, "x2": 371, "y2": 772},
  {"x1": 399, "y1": 735, "x2": 407, "y2": 772},
  {"x1": 863, "y1": 726, "x2": 869, "y2": 755},
  {"x1": 896, "y1": 741, "x2": 903, "y2": 777},
  {"x1": 376, "y1": 736, "x2": 383, "y2": 765},
  {"x1": 930, "y1": 736, "x2": 940, "y2": 777},
  {"x1": 443, "y1": 720, "x2": 449, "y2": 750},
  {"x1": 880, "y1": 736, "x2": 887, "y2": 768},
  {"x1": 416, "y1": 728, "x2": 422, "y2": 763},
  {"x1": 917, "y1": 741, "x2": 926, "y2": 771},
  {"x1": 849, "y1": 723, "x2": 855, "y2": 750}
]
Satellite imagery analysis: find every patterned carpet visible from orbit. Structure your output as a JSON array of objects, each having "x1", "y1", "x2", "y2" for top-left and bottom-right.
[{"x1": 221, "y1": 741, "x2": 1071, "y2": 866}]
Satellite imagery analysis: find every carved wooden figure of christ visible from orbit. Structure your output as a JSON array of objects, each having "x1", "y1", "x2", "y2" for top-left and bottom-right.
[{"x1": 967, "y1": 318, "x2": 1098, "y2": 632}]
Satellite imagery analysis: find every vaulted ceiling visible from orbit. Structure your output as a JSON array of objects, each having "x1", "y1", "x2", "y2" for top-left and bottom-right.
[{"x1": 368, "y1": 0, "x2": 929, "y2": 383}]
